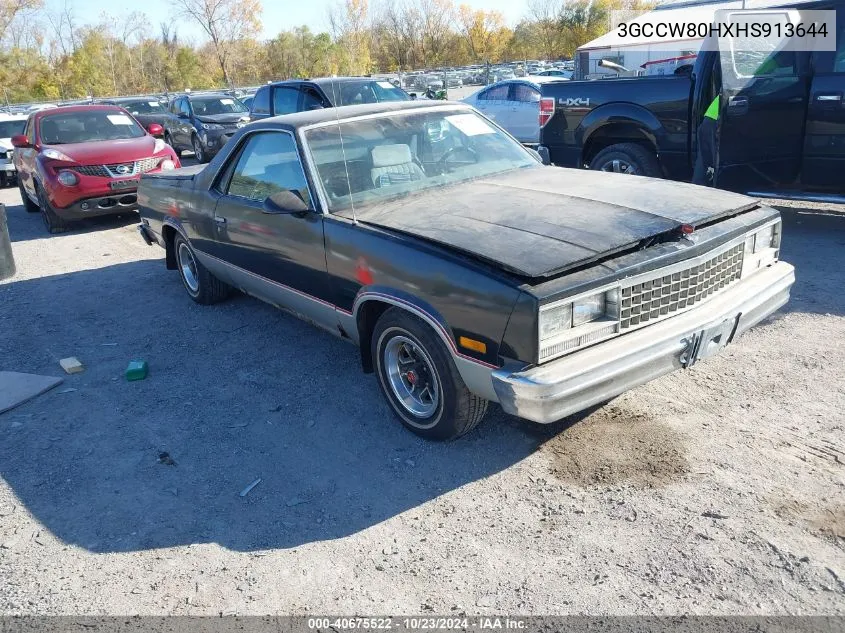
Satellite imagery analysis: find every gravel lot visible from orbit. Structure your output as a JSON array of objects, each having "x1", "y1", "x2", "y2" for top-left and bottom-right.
[{"x1": 0, "y1": 174, "x2": 843, "y2": 616}]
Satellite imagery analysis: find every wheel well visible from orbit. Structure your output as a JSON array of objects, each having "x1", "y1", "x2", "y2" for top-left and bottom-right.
[
  {"x1": 162, "y1": 225, "x2": 177, "y2": 270},
  {"x1": 356, "y1": 300, "x2": 391, "y2": 373},
  {"x1": 582, "y1": 124, "x2": 657, "y2": 168}
]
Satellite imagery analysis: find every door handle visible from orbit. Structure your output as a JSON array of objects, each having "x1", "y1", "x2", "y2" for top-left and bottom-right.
[
  {"x1": 727, "y1": 96, "x2": 749, "y2": 115},
  {"x1": 214, "y1": 216, "x2": 227, "y2": 225},
  {"x1": 815, "y1": 93, "x2": 842, "y2": 102}
]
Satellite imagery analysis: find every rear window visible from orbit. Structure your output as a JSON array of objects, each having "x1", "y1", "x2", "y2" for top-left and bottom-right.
[
  {"x1": 119, "y1": 100, "x2": 166, "y2": 115},
  {"x1": 0, "y1": 119, "x2": 26, "y2": 138},
  {"x1": 39, "y1": 110, "x2": 145, "y2": 144},
  {"x1": 328, "y1": 81, "x2": 409, "y2": 106}
]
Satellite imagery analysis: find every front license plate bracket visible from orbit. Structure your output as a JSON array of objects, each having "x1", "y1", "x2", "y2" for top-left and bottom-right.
[{"x1": 681, "y1": 314, "x2": 741, "y2": 368}]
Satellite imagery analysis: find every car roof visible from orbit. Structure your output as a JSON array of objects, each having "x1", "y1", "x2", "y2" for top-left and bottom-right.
[
  {"x1": 260, "y1": 100, "x2": 471, "y2": 130},
  {"x1": 185, "y1": 93, "x2": 231, "y2": 99},
  {"x1": 268, "y1": 77, "x2": 389, "y2": 88},
  {"x1": 34, "y1": 104, "x2": 126, "y2": 118},
  {"x1": 106, "y1": 96, "x2": 164, "y2": 103}
]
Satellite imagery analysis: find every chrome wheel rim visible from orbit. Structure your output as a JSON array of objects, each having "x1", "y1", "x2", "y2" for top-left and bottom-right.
[
  {"x1": 600, "y1": 158, "x2": 637, "y2": 174},
  {"x1": 193, "y1": 138, "x2": 203, "y2": 161},
  {"x1": 177, "y1": 242, "x2": 199, "y2": 293},
  {"x1": 383, "y1": 335, "x2": 440, "y2": 419}
]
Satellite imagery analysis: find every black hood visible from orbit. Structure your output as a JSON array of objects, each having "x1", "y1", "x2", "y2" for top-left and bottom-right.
[
  {"x1": 196, "y1": 113, "x2": 248, "y2": 125},
  {"x1": 349, "y1": 167, "x2": 758, "y2": 279},
  {"x1": 131, "y1": 113, "x2": 173, "y2": 127}
]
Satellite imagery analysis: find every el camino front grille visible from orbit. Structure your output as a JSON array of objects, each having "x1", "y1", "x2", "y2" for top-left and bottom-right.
[
  {"x1": 72, "y1": 157, "x2": 162, "y2": 178},
  {"x1": 620, "y1": 243, "x2": 744, "y2": 331}
]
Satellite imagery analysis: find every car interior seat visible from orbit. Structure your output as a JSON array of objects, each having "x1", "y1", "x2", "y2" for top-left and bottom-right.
[
  {"x1": 40, "y1": 119, "x2": 60, "y2": 144},
  {"x1": 370, "y1": 144, "x2": 425, "y2": 188}
]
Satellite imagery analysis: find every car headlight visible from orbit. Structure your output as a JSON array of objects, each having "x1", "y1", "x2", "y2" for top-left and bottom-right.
[
  {"x1": 160, "y1": 159, "x2": 176, "y2": 171},
  {"x1": 538, "y1": 289, "x2": 620, "y2": 362},
  {"x1": 572, "y1": 293, "x2": 606, "y2": 327},
  {"x1": 539, "y1": 303, "x2": 572, "y2": 339},
  {"x1": 42, "y1": 148, "x2": 74, "y2": 162},
  {"x1": 153, "y1": 138, "x2": 167, "y2": 154},
  {"x1": 742, "y1": 222, "x2": 781, "y2": 277},
  {"x1": 201, "y1": 123, "x2": 222, "y2": 130},
  {"x1": 57, "y1": 170, "x2": 78, "y2": 186}
]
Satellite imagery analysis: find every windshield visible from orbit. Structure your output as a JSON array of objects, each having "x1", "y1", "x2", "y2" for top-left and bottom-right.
[
  {"x1": 39, "y1": 111, "x2": 145, "y2": 144},
  {"x1": 0, "y1": 119, "x2": 26, "y2": 138},
  {"x1": 304, "y1": 108, "x2": 538, "y2": 213},
  {"x1": 120, "y1": 100, "x2": 166, "y2": 115},
  {"x1": 191, "y1": 96, "x2": 248, "y2": 115},
  {"x1": 327, "y1": 81, "x2": 409, "y2": 106}
]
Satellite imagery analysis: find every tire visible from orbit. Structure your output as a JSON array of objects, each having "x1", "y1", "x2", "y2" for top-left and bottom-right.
[
  {"x1": 173, "y1": 232, "x2": 230, "y2": 304},
  {"x1": 589, "y1": 142, "x2": 662, "y2": 178},
  {"x1": 36, "y1": 184, "x2": 69, "y2": 234},
  {"x1": 192, "y1": 134, "x2": 208, "y2": 164},
  {"x1": 18, "y1": 180, "x2": 39, "y2": 213},
  {"x1": 164, "y1": 132, "x2": 175, "y2": 153},
  {"x1": 372, "y1": 308, "x2": 488, "y2": 441},
  {"x1": 0, "y1": 173, "x2": 7, "y2": 188}
]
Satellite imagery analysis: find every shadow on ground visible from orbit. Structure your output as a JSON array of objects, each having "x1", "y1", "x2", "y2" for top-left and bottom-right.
[
  {"x1": 0, "y1": 259, "x2": 584, "y2": 553},
  {"x1": 4, "y1": 199, "x2": 139, "y2": 244},
  {"x1": 777, "y1": 207, "x2": 845, "y2": 317}
]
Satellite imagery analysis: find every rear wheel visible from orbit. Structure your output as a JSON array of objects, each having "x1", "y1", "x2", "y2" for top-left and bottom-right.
[
  {"x1": 372, "y1": 308, "x2": 488, "y2": 441},
  {"x1": 36, "y1": 184, "x2": 69, "y2": 234},
  {"x1": 589, "y1": 142, "x2": 662, "y2": 178},
  {"x1": 164, "y1": 132, "x2": 176, "y2": 153},
  {"x1": 173, "y1": 233, "x2": 230, "y2": 304},
  {"x1": 18, "y1": 180, "x2": 39, "y2": 213}
]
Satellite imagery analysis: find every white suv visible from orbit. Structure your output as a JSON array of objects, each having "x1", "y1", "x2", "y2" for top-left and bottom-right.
[{"x1": 0, "y1": 113, "x2": 28, "y2": 187}]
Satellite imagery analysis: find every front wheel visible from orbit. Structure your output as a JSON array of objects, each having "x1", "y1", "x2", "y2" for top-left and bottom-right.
[
  {"x1": 173, "y1": 233, "x2": 230, "y2": 304},
  {"x1": 36, "y1": 184, "x2": 69, "y2": 234},
  {"x1": 372, "y1": 308, "x2": 488, "y2": 440},
  {"x1": 589, "y1": 142, "x2": 662, "y2": 178},
  {"x1": 192, "y1": 135, "x2": 208, "y2": 164},
  {"x1": 18, "y1": 180, "x2": 38, "y2": 213}
]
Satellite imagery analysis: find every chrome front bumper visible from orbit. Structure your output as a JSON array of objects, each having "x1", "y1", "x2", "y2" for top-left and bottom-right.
[{"x1": 491, "y1": 261, "x2": 795, "y2": 424}]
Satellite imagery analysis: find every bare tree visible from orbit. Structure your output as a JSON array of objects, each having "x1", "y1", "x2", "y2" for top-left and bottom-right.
[
  {"x1": 418, "y1": 0, "x2": 453, "y2": 67},
  {"x1": 525, "y1": 0, "x2": 562, "y2": 59},
  {"x1": 171, "y1": 0, "x2": 262, "y2": 87}
]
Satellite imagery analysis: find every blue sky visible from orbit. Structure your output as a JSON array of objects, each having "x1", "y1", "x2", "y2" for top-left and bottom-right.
[{"x1": 45, "y1": 0, "x2": 529, "y2": 43}]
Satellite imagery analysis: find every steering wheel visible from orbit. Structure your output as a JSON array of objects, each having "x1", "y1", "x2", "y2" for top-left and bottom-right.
[{"x1": 437, "y1": 146, "x2": 478, "y2": 173}]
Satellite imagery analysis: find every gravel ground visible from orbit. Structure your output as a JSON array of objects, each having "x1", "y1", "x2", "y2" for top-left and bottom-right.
[{"x1": 0, "y1": 178, "x2": 843, "y2": 616}]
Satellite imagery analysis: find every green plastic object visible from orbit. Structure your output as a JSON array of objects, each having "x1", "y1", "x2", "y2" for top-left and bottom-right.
[{"x1": 125, "y1": 360, "x2": 148, "y2": 381}]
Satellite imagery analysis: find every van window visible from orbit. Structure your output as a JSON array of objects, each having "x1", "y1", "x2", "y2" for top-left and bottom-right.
[{"x1": 252, "y1": 87, "x2": 270, "y2": 115}]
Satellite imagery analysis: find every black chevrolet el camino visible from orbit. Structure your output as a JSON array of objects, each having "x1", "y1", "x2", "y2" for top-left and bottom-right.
[{"x1": 137, "y1": 101, "x2": 795, "y2": 440}]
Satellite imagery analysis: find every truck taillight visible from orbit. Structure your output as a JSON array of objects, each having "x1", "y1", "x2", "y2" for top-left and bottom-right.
[{"x1": 539, "y1": 98, "x2": 555, "y2": 127}]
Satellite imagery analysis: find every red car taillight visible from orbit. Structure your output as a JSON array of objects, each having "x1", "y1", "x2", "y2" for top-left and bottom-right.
[{"x1": 539, "y1": 97, "x2": 555, "y2": 127}]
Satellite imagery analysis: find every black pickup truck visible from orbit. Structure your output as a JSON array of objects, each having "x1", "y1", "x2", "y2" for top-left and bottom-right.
[{"x1": 538, "y1": 0, "x2": 845, "y2": 201}]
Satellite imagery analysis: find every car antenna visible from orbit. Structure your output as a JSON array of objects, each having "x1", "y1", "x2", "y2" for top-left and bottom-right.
[{"x1": 332, "y1": 77, "x2": 357, "y2": 224}]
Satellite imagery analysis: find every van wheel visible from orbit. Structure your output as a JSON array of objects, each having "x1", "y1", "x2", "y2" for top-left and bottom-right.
[
  {"x1": 589, "y1": 143, "x2": 662, "y2": 178},
  {"x1": 36, "y1": 184, "x2": 69, "y2": 234},
  {"x1": 18, "y1": 180, "x2": 39, "y2": 213},
  {"x1": 372, "y1": 308, "x2": 488, "y2": 441},
  {"x1": 173, "y1": 233, "x2": 230, "y2": 304}
]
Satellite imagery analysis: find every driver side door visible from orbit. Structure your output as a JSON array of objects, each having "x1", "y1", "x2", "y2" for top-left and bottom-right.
[{"x1": 210, "y1": 130, "x2": 335, "y2": 328}]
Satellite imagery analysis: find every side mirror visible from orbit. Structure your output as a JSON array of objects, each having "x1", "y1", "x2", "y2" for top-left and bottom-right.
[
  {"x1": 147, "y1": 123, "x2": 164, "y2": 138},
  {"x1": 263, "y1": 190, "x2": 311, "y2": 215},
  {"x1": 10, "y1": 135, "x2": 30, "y2": 149},
  {"x1": 176, "y1": 111, "x2": 188, "y2": 119}
]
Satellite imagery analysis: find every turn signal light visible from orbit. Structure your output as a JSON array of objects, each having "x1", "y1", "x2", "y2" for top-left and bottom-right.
[{"x1": 458, "y1": 336, "x2": 487, "y2": 354}]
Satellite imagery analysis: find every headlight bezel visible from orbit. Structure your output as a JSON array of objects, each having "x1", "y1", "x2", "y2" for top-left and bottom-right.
[{"x1": 201, "y1": 122, "x2": 223, "y2": 130}]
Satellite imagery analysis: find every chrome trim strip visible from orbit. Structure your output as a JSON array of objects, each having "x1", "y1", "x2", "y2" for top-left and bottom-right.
[{"x1": 353, "y1": 291, "x2": 499, "y2": 370}]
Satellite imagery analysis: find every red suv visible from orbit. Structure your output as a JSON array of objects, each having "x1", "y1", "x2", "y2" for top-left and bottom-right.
[{"x1": 12, "y1": 105, "x2": 181, "y2": 233}]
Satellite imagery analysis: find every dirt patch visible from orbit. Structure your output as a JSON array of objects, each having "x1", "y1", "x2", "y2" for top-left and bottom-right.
[
  {"x1": 540, "y1": 404, "x2": 689, "y2": 487},
  {"x1": 773, "y1": 496, "x2": 845, "y2": 543}
]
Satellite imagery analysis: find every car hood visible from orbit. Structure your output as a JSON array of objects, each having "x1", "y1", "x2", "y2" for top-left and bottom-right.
[
  {"x1": 45, "y1": 136, "x2": 159, "y2": 165},
  {"x1": 130, "y1": 113, "x2": 171, "y2": 126},
  {"x1": 350, "y1": 167, "x2": 759, "y2": 279},
  {"x1": 0, "y1": 138, "x2": 12, "y2": 151},
  {"x1": 196, "y1": 113, "x2": 249, "y2": 125}
]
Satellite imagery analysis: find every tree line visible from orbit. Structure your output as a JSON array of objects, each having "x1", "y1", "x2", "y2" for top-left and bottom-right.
[{"x1": 0, "y1": 0, "x2": 651, "y2": 104}]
